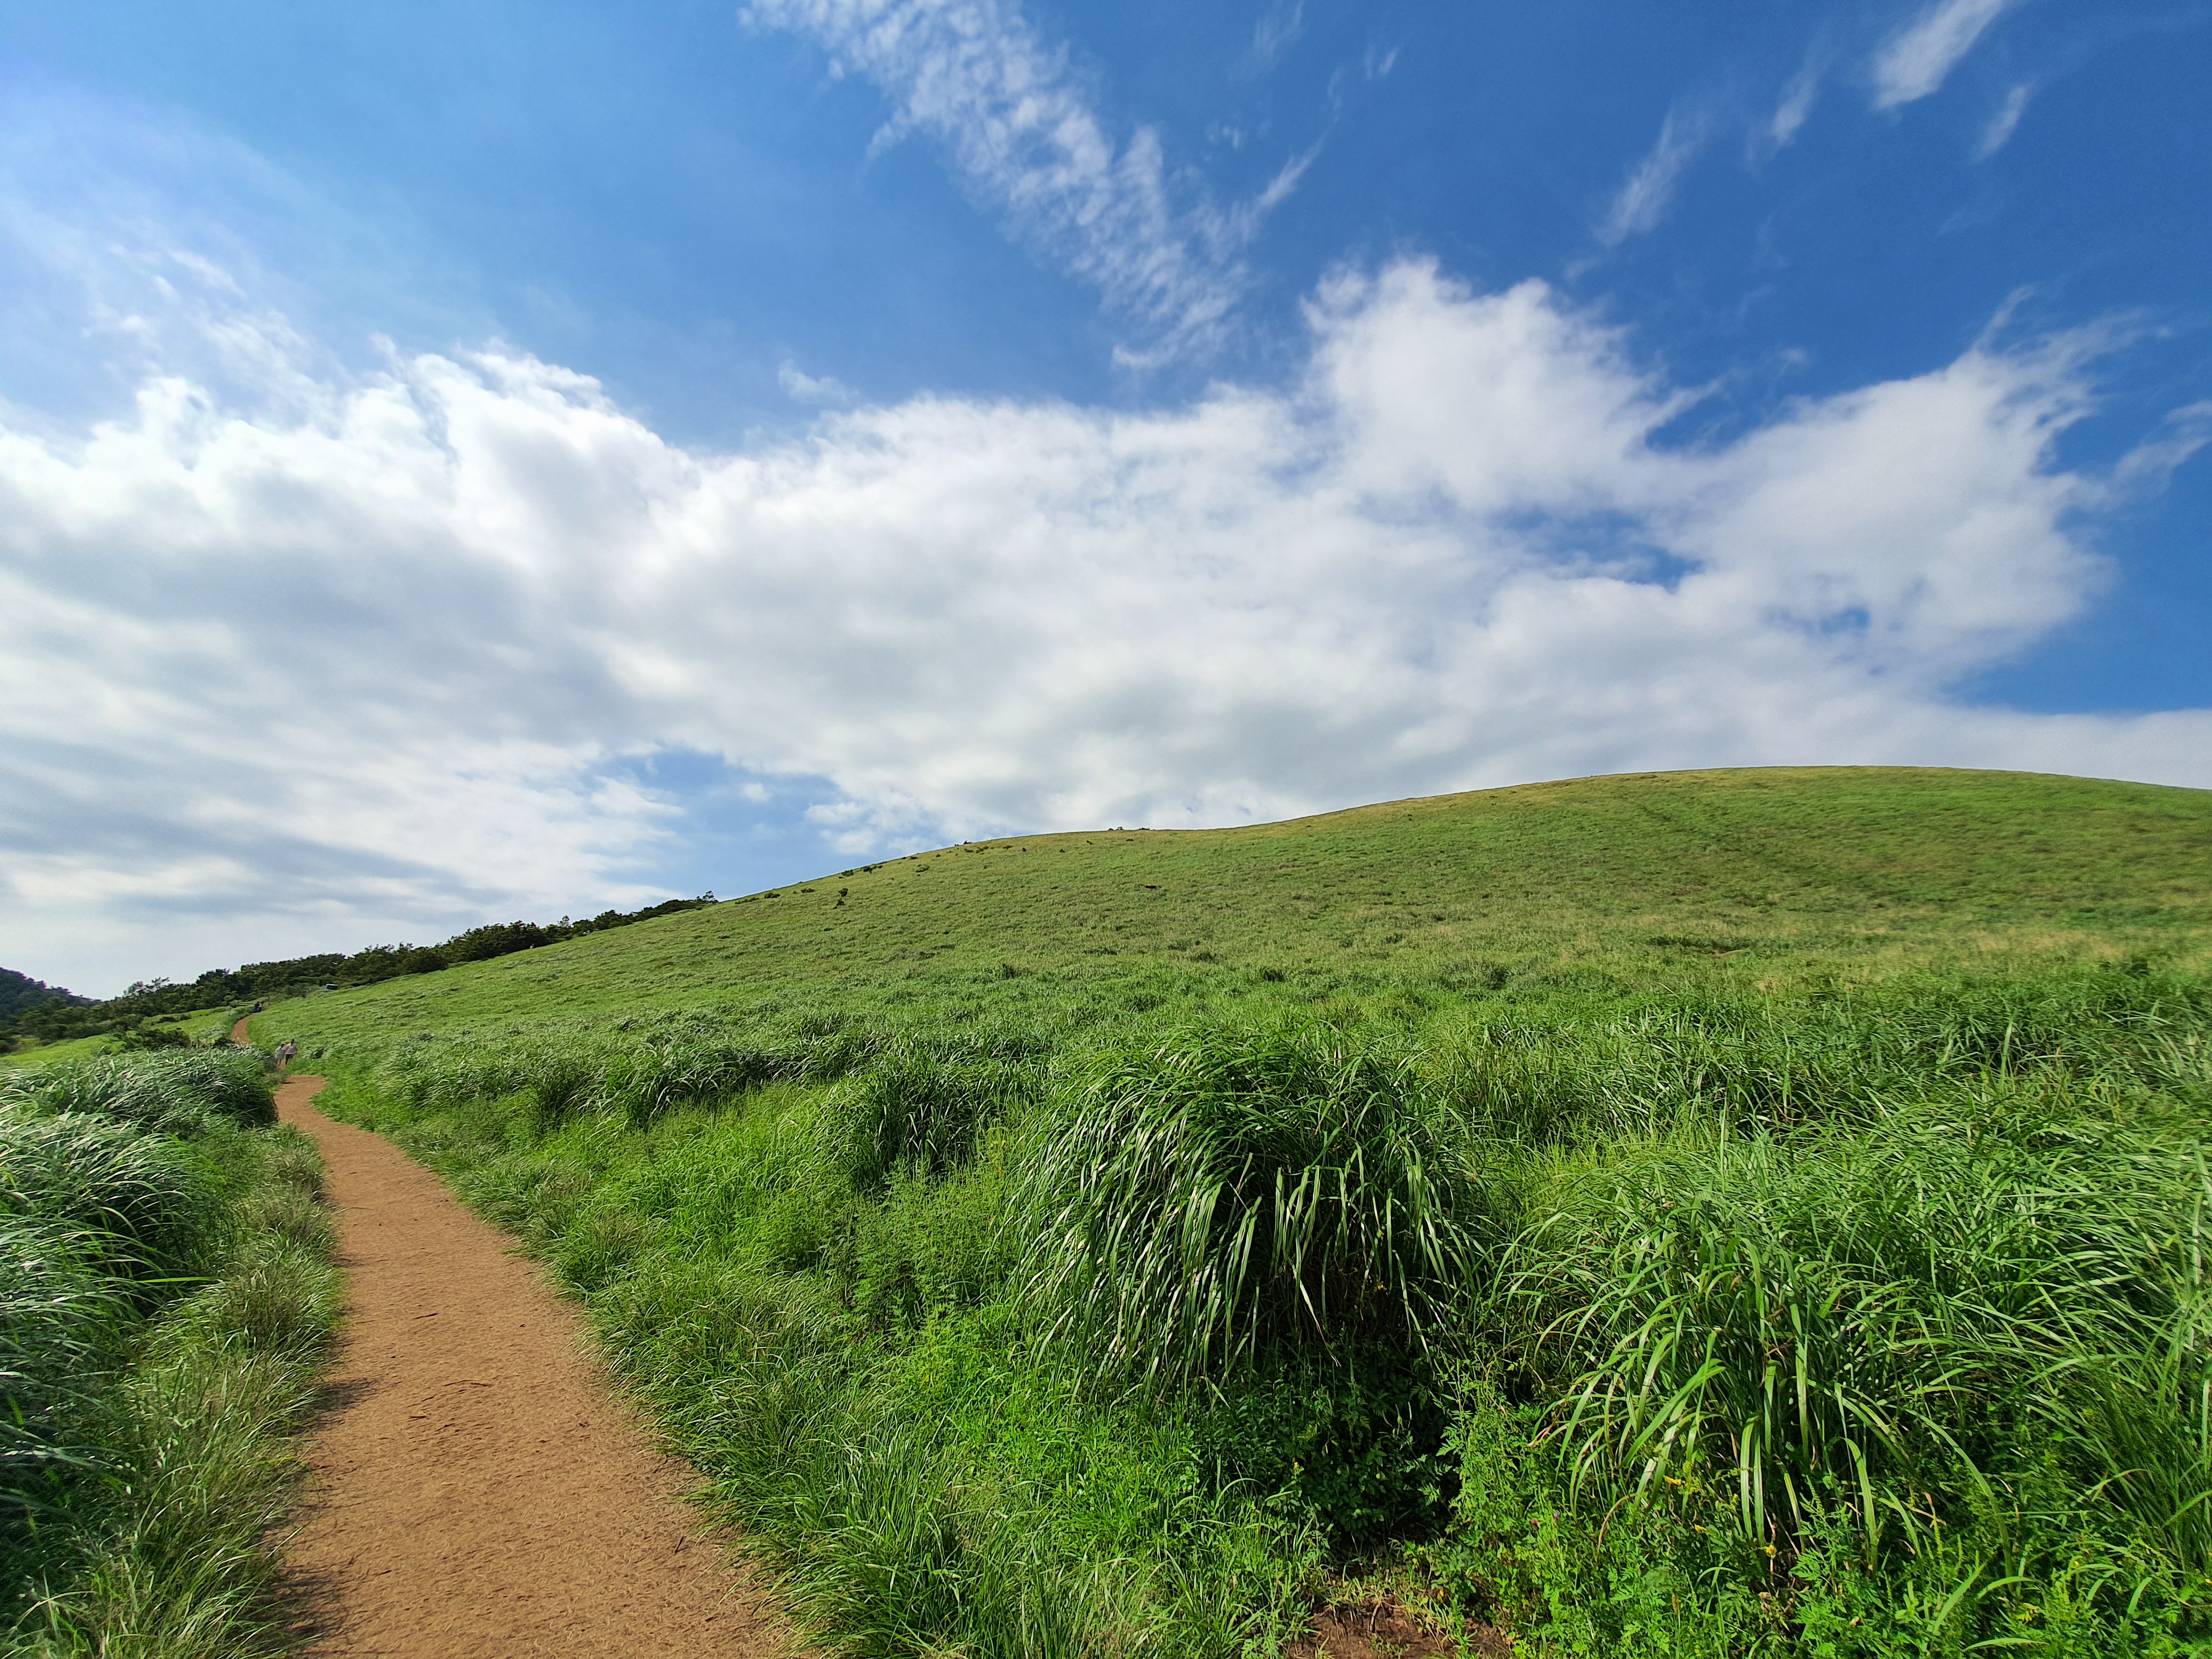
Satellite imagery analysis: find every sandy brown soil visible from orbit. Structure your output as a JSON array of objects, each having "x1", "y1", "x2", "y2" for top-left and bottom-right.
[
  {"x1": 1288, "y1": 1596, "x2": 1510, "y2": 1659},
  {"x1": 262, "y1": 1053, "x2": 794, "y2": 1658}
]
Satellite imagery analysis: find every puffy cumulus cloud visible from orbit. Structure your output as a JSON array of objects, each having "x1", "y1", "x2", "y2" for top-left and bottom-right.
[{"x1": 4, "y1": 256, "x2": 2209, "y2": 989}]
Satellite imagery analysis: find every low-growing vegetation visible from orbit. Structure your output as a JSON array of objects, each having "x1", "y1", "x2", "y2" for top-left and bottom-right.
[
  {"x1": 0, "y1": 1049, "x2": 340, "y2": 1658},
  {"x1": 260, "y1": 768, "x2": 2212, "y2": 1656}
]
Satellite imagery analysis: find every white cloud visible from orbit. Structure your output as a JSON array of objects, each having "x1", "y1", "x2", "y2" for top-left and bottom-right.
[
  {"x1": 1872, "y1": 0, "x2": 2015, "y2": 110},
  {"x1": 1251, "y1": 143, "x2": 1322, "y2": 216},
  {"x1": 1975, "y1": 81, "x2": 2035, "y2": 157},
  {"x1": 5, "y1": 239, "x2": 2210, "y2": 990},
  {"x1": 1764, "y1": 53, "x2": 1827, "y2": 154},
  {"x1": 742, "y1": 0, "x2": 1272, "y2": 358},
  {"x1": 1601, "y1": 104, "x2": 1715, "y2": 245},
  {"x1": 1250, "y1": 1, "x2": 1305, "y2": 71},
  {"x1": 779, "y1": 360, "x2": 856, "y2": 404},
  {"x1": 1325, "y1": 40, "x2": 1399, "y2": 119},
  {"x1": 2112, "y1": 400, "x2": 2212, "y2": 492}
]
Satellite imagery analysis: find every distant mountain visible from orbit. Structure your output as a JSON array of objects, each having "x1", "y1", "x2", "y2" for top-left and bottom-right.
[{"x1": 0, "y1": 967, "x2": 90, "y2": 1022}]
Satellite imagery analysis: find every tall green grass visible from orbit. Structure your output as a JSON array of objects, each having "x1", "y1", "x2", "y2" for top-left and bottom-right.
[
  {"x1": 256, "y1": 767, "x2": 2212, "y2": 1655},
  {"x1": 1019, "y1": 1028, "x2": 1484, "y2": 1385},
  {"x1": 1500, "y1": 1098, "x2": 2212, "y2": 1556},
  {"x1": 296, "y1": 966, "x2": 2212, "y2": 1654},
  {"x1": 0, "y1": 1049, "x2": 277, "y2": 1137},
  {"x1": 1, "y1": 1050, "x2": 340, "y2": 1659},
  {"x1": 0, "y1": 1216, "x2": 122, "y2": 1511}
]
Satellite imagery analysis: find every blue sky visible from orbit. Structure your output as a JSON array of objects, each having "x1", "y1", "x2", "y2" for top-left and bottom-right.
[{"x1": 1, "y1": 0, "x2": 2207, "y2": 992}]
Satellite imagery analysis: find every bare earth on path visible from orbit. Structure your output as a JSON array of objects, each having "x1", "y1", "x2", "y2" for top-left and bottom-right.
[{"x1": 258, "y1": 1046, "x2": 795, "y2": 1658}]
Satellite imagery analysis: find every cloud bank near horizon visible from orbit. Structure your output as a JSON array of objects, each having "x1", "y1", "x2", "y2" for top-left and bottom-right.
[{"x1": 4, "y1": 231, "x2": 2209, "y2": 992}]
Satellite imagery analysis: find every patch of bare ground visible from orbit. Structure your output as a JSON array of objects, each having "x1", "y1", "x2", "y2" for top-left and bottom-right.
[
  {"x1": 1287, "y1": 1595, "x2": 1512, "y2": 1659},
  {"x1": 261, "y1": 1055, "x2": 798, "y2": 1659}
]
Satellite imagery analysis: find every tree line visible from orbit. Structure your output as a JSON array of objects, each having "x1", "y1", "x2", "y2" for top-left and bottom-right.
[{"x1": 0, "y1": 894, "x2": 717, "y2": 1049}]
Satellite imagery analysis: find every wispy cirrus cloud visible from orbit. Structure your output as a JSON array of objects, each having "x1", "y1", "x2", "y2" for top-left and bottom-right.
[
  {"x1": 1248, "y1": 0, "x2": 1305, "y2": 72},
  {"x1": 1873, "y1": 0, "x2": 2016, "y2": 109},
  {"x1": 1599, "y1": 101, "x2": 1716, "y2": 245},
  {"x1": 2112, "y1": 400, "x2": 2212, "y2": 492},
  {"x1": 1974, "y1": 81, "x2": 2035, "y2": 157},
  {"x1": 1760, "y1": 37, "x2": 1835, "y2": 157},
  {"x1": 742, "y1": 0, "x2": 1303, "y2": 361}
]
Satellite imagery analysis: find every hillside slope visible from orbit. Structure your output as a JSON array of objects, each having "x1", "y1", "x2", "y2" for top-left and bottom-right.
[
  {"x1": 259, "y1": 764, "x2": 2212, "y2": 1657},
  {"x1": 276, "y1": 766, "x2": 2212, "y2": 1047}
]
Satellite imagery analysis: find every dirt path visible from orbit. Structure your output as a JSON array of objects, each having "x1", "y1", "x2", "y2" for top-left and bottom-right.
[{"x1": 252, "y1": 1036, "x2": 793, "y2": 1657}]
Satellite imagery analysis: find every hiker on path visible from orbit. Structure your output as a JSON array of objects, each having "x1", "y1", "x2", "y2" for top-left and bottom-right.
[{"x1": 276, "y1": 1039, "x2": 298, "y2": 1070}]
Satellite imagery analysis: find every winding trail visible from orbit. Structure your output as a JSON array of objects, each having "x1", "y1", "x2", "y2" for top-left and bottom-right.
[{"x1": 249, "y1": 1025, "x2": 794, "y2": 1658}]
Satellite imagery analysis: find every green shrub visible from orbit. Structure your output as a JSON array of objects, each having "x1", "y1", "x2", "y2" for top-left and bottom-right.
[
  {"x1": 1427, "y1": 1379, "x2": 1761, "y2": 1657},
  {"x1": 231, "y1": 1181, "x2": 334, "y2": 1256},
  {"x1": 552, "y1": 1205, "x2": 659, "y2": 1293},
  {"x1": 115, "y1": 1024, "x2": 193, "y2": 1053},
  {"x1": 1190, "y1": 1343, "x2": 1457, "y2": 1544},
  {"x1": 1017, "y1": 1025, "x2": 1486, "y2": 1385},
  {"x1": 829, "y1": 1044, "x2": 1033, "y2": 1191},
  {"x1": 837, "y1": 1156, "x2": 1013, "y2": 1332},
  {"x1": 18, "y1": 1333, "x2": 325, "y2": 1657}
]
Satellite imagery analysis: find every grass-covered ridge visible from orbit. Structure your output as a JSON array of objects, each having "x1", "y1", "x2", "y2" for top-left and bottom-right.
[
  {"x1": 264, "y1": 768, "x2": 2212, "y2": 1656},
  {"x1": 260, "y1": 767, "x2": 2212, "y2": 1046}
]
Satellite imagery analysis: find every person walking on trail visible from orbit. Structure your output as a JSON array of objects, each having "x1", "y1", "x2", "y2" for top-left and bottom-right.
[{"x1": 276, "y1": 1039, "x2": 298, "y2": 1070}]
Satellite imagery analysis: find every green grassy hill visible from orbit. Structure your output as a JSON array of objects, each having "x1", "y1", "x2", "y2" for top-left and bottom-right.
[
  {"x1": 255, "y1": 767, "x2": 2212, "y2": 1659},
  {"x1": 268, "y1": 767, "x2": 2212, "y2": 1050}
]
